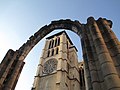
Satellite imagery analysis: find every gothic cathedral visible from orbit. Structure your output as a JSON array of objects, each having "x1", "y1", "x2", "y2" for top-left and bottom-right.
[
  {"x1": 0, "y1": 17, "x2": 120, "y2": 90},
  {"x1": 32, "y1": 31, "x2": 85, "y2": 90}
]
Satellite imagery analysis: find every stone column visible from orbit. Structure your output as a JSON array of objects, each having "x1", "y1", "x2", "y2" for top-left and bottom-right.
[
  {"x1": 0, "y1": 49, "x2": 14, "y2": 80},
  {"x1": 82, "y1": 25, "x2": 101, "y2": 90},
  {"x1": 81, "y1": 33, "x2": 93, "y2": 90},
  {"x1": 97, "y1": 18, "x2": 120, "y2": 78},
  {"x1": 0, "y1": 51, "x2": 18, "y2": 89},
  {"x1": 88, "y1": 17, "x2": 120, "y2": 90},
  {"x1": 86, "y1": 25, "x2": 101, "y2": 90},
  {"x1": 4, "y1": 60, "x2": 25, "y2": 90}
]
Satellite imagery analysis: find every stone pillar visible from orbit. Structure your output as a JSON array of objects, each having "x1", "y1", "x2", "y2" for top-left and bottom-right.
[
  {"x1": 0, "y1": 49, "x2": 14, "y2": 80},
  {"x1": 11, "y1": 61, "x2": 25, "y2": 90},
  {"x1": 97, "y1": 18, "x2": 120, "y2": 78},
  {"x1": 88, "y1": 17, "x2": 120, "y2": 90},
  {"x1": 86, "y1": 26, "x2": 101, "y2": 90},
  {"x1": 81, "y1": 24, "x2": 101, "y2": 90},
  {"x1": 81, "y1": 36, "x2": 93, "y2": 90},
  {"x1": 3, "y1": 60, "x2": 25, "y2": 90},
  {"x1": 0, "y1": 51, "x2": 17, "y2": 89}
]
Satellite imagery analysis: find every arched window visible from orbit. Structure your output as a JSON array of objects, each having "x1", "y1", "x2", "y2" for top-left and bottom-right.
[
  {"x1": 56, "y1": 48, "x2": 59, "y2": 54},
  {"x1": 49, "y1": 41, "x2": 51, "y2": 49},
  {"x1": 79, "y1": 68, "x2": 85, "y2": 87},
  {"x1": 79, "y1": 68, "x2": 83, "y2": 87},
  {"x1": 57, "y1": 37, "x2": 60, "y2": 46},
  {"x1": 51, "y1": 40, "x2": 54, "y2": 48},
  {"x1": 51, "y1": 49, "x2": 54, "y2": 56},
  {"x1": 67, "y1": 41, "x2": 68, "y2": 49},
  {"x1": 55, "y1": 38, "x2": 57, "y2": 47},
  {"x1": 47, "y1": 50, "x2": 50, "y2": 57}
]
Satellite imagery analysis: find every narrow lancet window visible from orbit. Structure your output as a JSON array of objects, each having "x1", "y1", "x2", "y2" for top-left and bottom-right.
[
  {"x1": 49, "y1": 41, "x2": 51, "y2": 49},
  {"x1": 55, "y1": 38, "x2": 57, "y2": 47},
  {"x1": 56, "y1": 48, "x2": 59, "y2": 54},
  {"x1": 51, "y1": 40, "x2": 54, "y2": 48},
  {"x1": 47, "y1": 50, "x2": 50, "y2": 57},
  {"x1": 51, "y1": 49, "x2": 54, "y2": 56},
  {"x1": 67, "y1": 41, "x2": 68, "y2": 49},
  {"x1": 57, "y1": 37, "x2": 60, "y2": 46}
]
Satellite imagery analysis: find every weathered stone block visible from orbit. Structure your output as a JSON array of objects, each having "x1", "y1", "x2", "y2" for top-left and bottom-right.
[
  {"x1": 108, "y1": 45, "x2": 120, "y2": 56},
  {"x1": 98, "y1": 52, "x2": 112, "y2": 64},
  {"x1": 112, "y1": 53, "x2": 120, "y2": 66},
  {"x1": 101, "y1": 62, "x2": 117, "y2": 77},
  {"x1": 96, "y1": 44, "x2": 108, "y2": 54},
  {"x1": 90, "y1": 70, "x2": 99, "y2": 83},
  {"x1": 104, "y1": 74, "x2": 120, "y2": 90}
]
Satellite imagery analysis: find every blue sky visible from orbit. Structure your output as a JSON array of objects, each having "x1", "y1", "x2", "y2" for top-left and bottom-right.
[{"x1": 0, "y1": 0, "x2": 120, "y2": 90}]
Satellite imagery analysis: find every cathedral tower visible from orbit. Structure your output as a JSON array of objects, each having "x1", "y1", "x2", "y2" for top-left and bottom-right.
[{"x1": 32, "y1": 31, "x2": 81, "y2": 90}]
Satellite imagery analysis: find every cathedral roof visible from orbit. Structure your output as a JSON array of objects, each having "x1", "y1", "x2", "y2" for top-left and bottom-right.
[
  {"x1": 46, "y1": 31, "x2": 78, "y2": 51},
  {"x1": 46, "y1": 31, "x2": 72, "y2": 44}
]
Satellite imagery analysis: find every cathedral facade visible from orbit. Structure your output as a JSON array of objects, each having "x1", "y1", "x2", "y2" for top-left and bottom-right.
[{"x1": 32, "y1": 31, "x2": 85, "y2": 90}]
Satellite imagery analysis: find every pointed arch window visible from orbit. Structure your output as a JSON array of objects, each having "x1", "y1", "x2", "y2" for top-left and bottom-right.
[
  {"x1": 55, "y1": 38, "x2": 57, "y2": 47},
  {"x1": 79, "y1": 68, "x2": 85, "y2": 87},
  {"x1": 49, "y1": 41, "x2": 51, "y2": 49},
  {"x1": 51, "y1": 40, "x2": 54, "y2": 48},
  {"x1": 57, "y1": 37, "x2": 60, "y2": 46},
  {"x1": 51, "y1": 49, "x2": 54, "y2": 56},
  {"x1": 67, "y1": 41, "x2": 68, "y2": 49},
  {"x1": 56, "y1": 48, "x2": 59, "y2": 54},
  {"x1": 47, "y1": 50, "x2": 50, "y2": 57}
]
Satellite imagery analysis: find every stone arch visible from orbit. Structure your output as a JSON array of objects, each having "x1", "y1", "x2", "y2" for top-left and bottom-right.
[
  {"x1": 18, "y1": 19, "x2": 82, "y2": 61},
  {"x1": 1, "y1": 17, "x2": 120, "y2": 90}
]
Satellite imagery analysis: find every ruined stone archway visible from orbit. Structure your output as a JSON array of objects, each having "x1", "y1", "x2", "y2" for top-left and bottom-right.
[
  {"x1": 0, "y1": 17, "x2": 120, "y2": 90},
  {"x1": 18, "y1": 19, "x2": 82, "y2": 61}
]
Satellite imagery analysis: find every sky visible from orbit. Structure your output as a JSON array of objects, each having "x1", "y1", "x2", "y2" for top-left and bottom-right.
[{"x1": 0, "y1": 0, "x2": 120, "y2": 90}]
